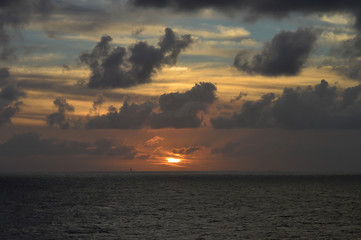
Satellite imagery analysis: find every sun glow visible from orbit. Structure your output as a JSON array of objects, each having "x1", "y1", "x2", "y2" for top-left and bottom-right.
[{"x1": 167, "y1": 157, "x2": 181, "y2": 163}]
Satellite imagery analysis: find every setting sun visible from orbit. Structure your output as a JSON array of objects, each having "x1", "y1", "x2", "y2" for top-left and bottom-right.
[{"x1": 167, "y1": 157, "x2": 181, "y2": 163}]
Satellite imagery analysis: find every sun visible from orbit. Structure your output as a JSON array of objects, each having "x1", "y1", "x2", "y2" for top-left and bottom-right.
[{"x1": 167, "y1": 157, "x2": 181, "y2": 163}]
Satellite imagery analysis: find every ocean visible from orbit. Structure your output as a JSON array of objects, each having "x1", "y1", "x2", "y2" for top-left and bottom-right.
[{"x1": 1, "y1": 173, "x2": 360, "y2": 239}]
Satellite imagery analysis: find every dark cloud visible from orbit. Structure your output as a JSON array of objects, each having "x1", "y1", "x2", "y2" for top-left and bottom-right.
[
  {"x1": 91, "y1": 93, "x2": 105, "y2": 113},
  {"x1": 46, "y1": 97, "x2": 75, "y2": 129},
  {"x1": 330, "y1": 34, "x2": 361, "y2": 80},
  {"x1": 0, "y1": 82, "x2": 26, "y2": 101},
  {"x1": 131, "y1": 27, "x2": 145, "y2": 36},
  {"x1": 0, "y1": 132, "x2": 137, "y2": 159},
  {"x1": 0, "y1": 68, "x2": 10, "y2": 86},
  {"x1": 212, "y1": 93, "x2": 275, "y2": 128},
  {"x1": 0, "y1": 68, "x2": 26, "y2": 103},
  {"x1": 342, "y1": 84, "x2": 361, "y2": 107},
  {"x1": 79, "y1": 28, "x2": 193, "y2": 88},
  {"x1": 130, "y1": 0, "x2": 361, "y2": 30},
  {"x1": 0, "y1": 101, "x2": 23, "y2": 125},
  {"x1": 172, "y1": 146, "x2": 202, "y2": 155},
  {"x1": 234, "y1": 28, "x2": 318, "y2": 76},
  {"x1": 62, "y1": 64, "x2": 70, "y2": 72},
  {"x1": 86, "y1": 101, "x2": 155, "y2": 129},
  {"x1": 149, "y1": 82, "x2": 217, "y2": 128},
  {"x1": 0, "y1": 68, "x2": 25, "y2": 125},
  {"x1": 0, "y1": 0, "x2": 56, "y2": 60},
  {"x1": 86, "y1": 82, "x2": 217, "y2": 129},
  {"x1": 230, "y1": 92, "x2": 247, "y2": 102},
  {"x1": 212, "y1": 79, "x2": 361, "y2": 129},
  {"x1": 144, "y1": 136, "x2": 165, "y2": 146}
]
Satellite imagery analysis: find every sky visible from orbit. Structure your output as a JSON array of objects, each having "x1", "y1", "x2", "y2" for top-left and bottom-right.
[{"x1": 1, "y1": 0, "x2": 361, "y2": 172}]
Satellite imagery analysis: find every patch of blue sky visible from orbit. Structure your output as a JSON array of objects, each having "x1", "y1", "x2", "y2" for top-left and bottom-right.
[
  {"x1": 15, "y1": 30, "x2": 97, "y2": 67},
  {"x1": 178, "y1": 55, "x2": 233, "y2": 68}
]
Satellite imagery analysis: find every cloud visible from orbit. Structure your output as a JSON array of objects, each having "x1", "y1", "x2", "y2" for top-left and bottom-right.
[
  {"x1": 90, "y1": 93, "x2": 105, "y2": 113},
  {"x1": 46, "y1": 97, "x2": 75, "y2": 129},
  {"x1": 144, "y1": 136, "x2": 165, "y2": 146},
  {"x1": 86, "y1": 101, "x2": 155, "y2": 129},
  {"x1": 86, "y1": 82, "x2": 217, "y2": 129},
  {"x1": 329, "y1": 34, "x2": 361, "y2": 80},
  {"x1": 0, "y1": 101, "x2": 23, "y2": 125},
  {"x1": 234, "y1": 28, "x2": 318, "y2": 76},
  {"x1": 0, "y1": 68, "x2": 26, "y2": 125},
  {"x1": 212, "y1": 93, "x2": 276, "y2": 128},
  {"x1": 212, "y1": 79, "x2": 361, "y2": 129},
  {"x1": 129, "y1": 0, "x2": 361, "y2": 30},
  {"x1": 79, "y1": 28, "x2": 193, "y2": 88},
  {"x1": 149, "y1": 82, "x2": 217, "y2": 128},
  {"x1": 0, "y1": 132, "x2": 137, "y2": 159},
  {"x1": 230, "y1": 92, "x2": 247, "y2": 102},
  {"x1": 0, "y1": 68, "x2": 10, "y2": 86},
  {"x1": 172, "y1": 146, "x2": 202, "y2": 155},
  {"x1": 0, "y1": 82, "x2": 26, "y2": 101},
  {"x1": 0, "y1": 0, "x2": 56, "y2": 60},
  {"x1": 62, "y1": 64, "x2": 71, "y2": 72}
]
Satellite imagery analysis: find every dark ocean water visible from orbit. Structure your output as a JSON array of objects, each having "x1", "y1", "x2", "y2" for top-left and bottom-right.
[{"x1": 1, "y1": 173, "x2": 361, "y2": 239}]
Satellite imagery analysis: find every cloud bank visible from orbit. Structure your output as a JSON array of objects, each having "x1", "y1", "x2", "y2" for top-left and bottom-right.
[
  {"x1": 212, "y1": 80, "x2": 361, "y2": 129},
  {"x1": 86, "y1": 82, "x2": 217, "y2": 129}
]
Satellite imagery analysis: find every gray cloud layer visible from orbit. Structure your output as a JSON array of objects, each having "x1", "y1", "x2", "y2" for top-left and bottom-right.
[
  {"x1": 0, "y1": 132, "x2": 137, "y2": 158},
  {"x1": 212, "y1": 80, "x2": 361, "y2": 129},
  {"x1": 234, "y1": 28, "x2": 318, "y2": 76},
  {"x1": 86, "y1": 82, "x2": 217, "y2": 129},
  {"x1": 79, "y1": 28, "x2": 193, "y2": 88}
]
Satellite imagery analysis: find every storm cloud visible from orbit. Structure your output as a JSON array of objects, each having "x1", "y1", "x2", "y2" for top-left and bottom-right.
[
  {"x1": 0, "y1": 132, "x2": 137, "y2": 159},
  {"x1": 46, "y1": 97, "x2": 75, "y2": 129},
  {"x1": 212, "y1": 80, "x2": 361, "y2": 129},
  {"x1": 79, "y1": 28, "x2": 193, "y2": 88},
  {"x1": 234, "y1": 28, "x2": 318, "y2": 76},
  {"x1": 86, "y1": 82, "x2": 217, "y2": 129}
]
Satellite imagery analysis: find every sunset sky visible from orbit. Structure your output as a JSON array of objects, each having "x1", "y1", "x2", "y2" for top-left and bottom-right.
[{"x1": 1, "y1": 0, "x2": 361, "y2": 172}]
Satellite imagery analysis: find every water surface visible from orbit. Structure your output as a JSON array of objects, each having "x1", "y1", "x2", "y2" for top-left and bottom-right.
[{"x1": 1, "y1": 173, "x2": 360, "y2": 239}]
